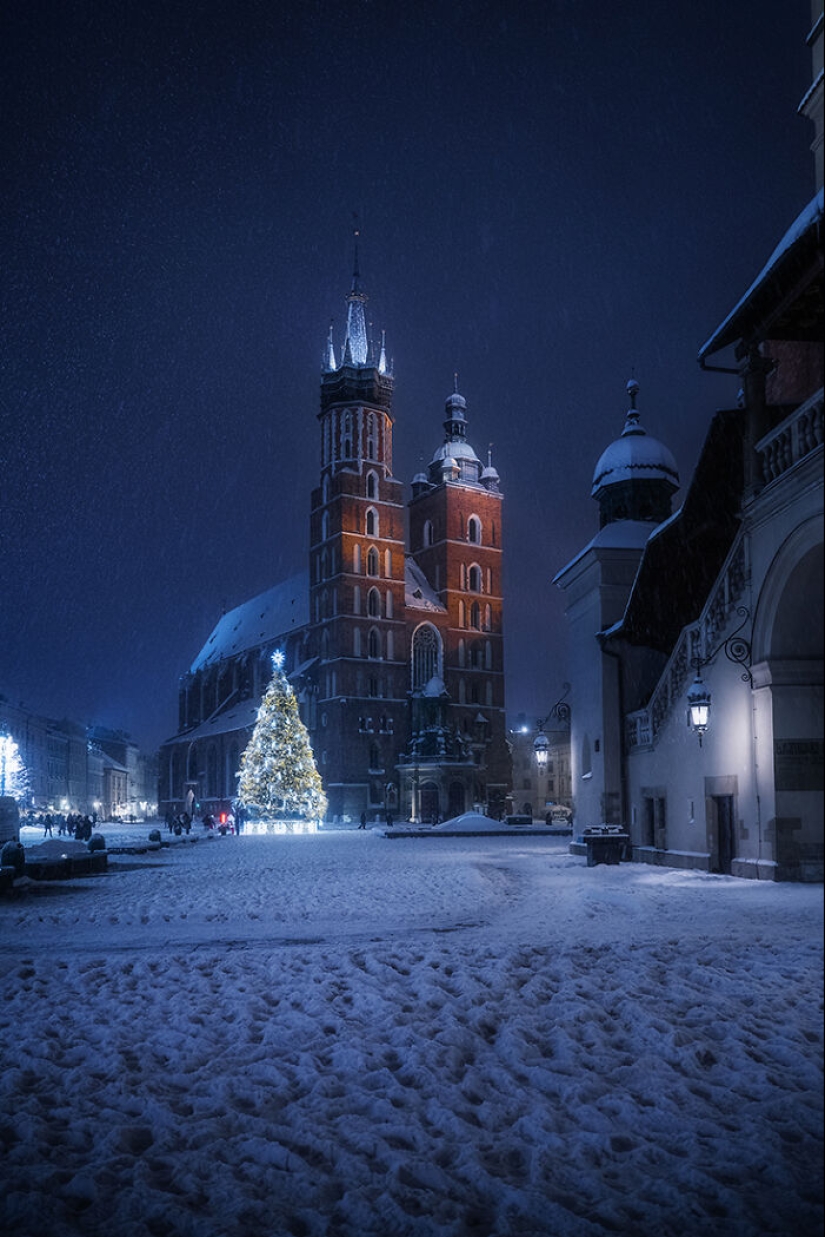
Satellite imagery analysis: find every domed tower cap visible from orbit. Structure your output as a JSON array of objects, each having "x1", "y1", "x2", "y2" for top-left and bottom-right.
[{"x1": 591, "y1": 379, "x2": 679, "y2": 526}]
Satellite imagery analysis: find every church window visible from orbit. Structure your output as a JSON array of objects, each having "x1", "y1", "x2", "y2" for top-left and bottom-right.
[
  {"x1": 366, "y1": 507, "x2": 378, "y2": 537},
  {"x1": 367, "y1": 413, "x2": 378, "y2": 461},
  {"x1": 386, "y1": 630, "x2": 394, "y2": 659},
  {"x1": 467, "y1": 516, "x2": 481, "y2": 544},
  {"x1": 484, "y1": 604, "x2": 492, "y2": 631},
  {"x1": 411, "y1": 623, "x2": 441, "y2": 689},
  {"x1": 470, "y1": 602, "x2": 480, "y2": 630},
  {"x1": 458, "y1": 638, "x2": 466, "y2": 668},
  {"x1": 353, "y1": 585, "x2": 361, "y2": 615},
  {"x1": 470, "y1": 683, "x2": 480, "y2": 704},
  {"x1": 367, "y1": 547, "x2": 379, "y2": 577},
  {"x1": 368, "y1": 676, "x2": 378, "y2": 697},
  {"x1": 343, "y1": 412, "x2": 353, "y2": 458},
  {"x1": 369, "y1": 744, "x2": 381, "y2": 769},
  {"x1": 468, "y1": 564, "x2": 482, "y2": 592},
  {"x1": 366, "y1": 470, "x2": 378, "y2": 499},
  {"x1": 368, "y1": 587, "x2": 381, "y2": 617},
  {"x1": 353, "y1": 628, "x2": 362, "y2": 657},
  {"x1": 423, "y1": 519, "x2": 434, "y2": 548},
  {"x1": 386, "y1": 590, "x2": 393, "y2": 618},
  {"x1": 353, "y1": 544, "x2": 362, "y2": 574},
  {"x1": 368, "y1": 628, "x2": 381, "y2": 659}
]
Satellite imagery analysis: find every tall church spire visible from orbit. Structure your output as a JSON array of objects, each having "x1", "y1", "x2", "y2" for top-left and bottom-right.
[{"x1": 342, "y1": 224, "x2": 368, "y2": 366}]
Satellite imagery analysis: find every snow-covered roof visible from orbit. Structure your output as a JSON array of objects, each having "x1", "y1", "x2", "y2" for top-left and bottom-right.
[
  {"x1": 591, "y1": 414, "x2": 679, "y2": 496},
  {"x1": 699, "y1": 189, "x2": 824, "y2": 359},
  {"x1": 190, "y1": 572, "x2": 309, "y2": 673},
  {"x1": 553, "y1": 520, "x2": 656, "y2": 584},
  {"x1": 404, "y1": 558, "x2": 446, "y2": 612},
  {"x1": 163, "y1": 698, "x2": 261, "y2": 747}
]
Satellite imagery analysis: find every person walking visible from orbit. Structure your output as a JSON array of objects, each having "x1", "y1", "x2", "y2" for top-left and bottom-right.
[{"x1": 359, "y1": 812, "x2": 367, "y2": 830}]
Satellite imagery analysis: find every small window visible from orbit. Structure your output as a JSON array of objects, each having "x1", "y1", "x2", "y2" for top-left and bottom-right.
[
  {"x1": 366, "y1": 507, "x2": 378, "y2": 537},
  {"x1": 368, "y1": 628, "x2": 380, "y2": 659},
  {"x1": 368, "y1": 587, "x2": 381, "y2": 617},
  {"x1": 468, "y1": 565, "x2": 482, "y2": 592},
  {"x1": 468, "y1": 516, "x2": 481, "y2": 544},
  {"x1": 367, "y1": 547, "x2": 379, "y2": 576},
  {"x1": 366, "y1": 471, "x2": 378, "y2": 499}
]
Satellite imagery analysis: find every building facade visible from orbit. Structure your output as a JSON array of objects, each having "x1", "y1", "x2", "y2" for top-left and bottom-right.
[
  {"x1": 555, "y1": 8, "x2": 823, "y2": 880},
  {"x1": 0, "y1": 697, "x2": 158, "y2": 820},
  {"x1": 159, "y1": 259, "x2": 511, "y2": 823}
]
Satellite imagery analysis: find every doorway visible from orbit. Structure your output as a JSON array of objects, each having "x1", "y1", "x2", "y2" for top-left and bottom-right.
[{"x1": 713, "y1": 794, "x2": 735, "y2": 874}]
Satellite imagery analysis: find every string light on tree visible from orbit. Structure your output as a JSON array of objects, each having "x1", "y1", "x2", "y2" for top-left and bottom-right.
[
  {"x1": 236, "y1": 650, "x2": 327, "y2": 830},
  {"x1": 0, "y1": 733, "x2": 29, "y2": 804}
]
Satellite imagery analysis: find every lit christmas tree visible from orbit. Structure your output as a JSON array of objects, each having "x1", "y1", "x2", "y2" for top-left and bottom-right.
[
  {"x1": 236, "y1": 651, "x2": 327, "y2": 824},
  {"x1": 0, "y1": 732, "x2": 29, "y2": 806}
]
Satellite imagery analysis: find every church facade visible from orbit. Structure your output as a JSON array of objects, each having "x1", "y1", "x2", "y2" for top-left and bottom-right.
[{"x1": 158, "y1": 258, "x2": 511, "y2": 824}]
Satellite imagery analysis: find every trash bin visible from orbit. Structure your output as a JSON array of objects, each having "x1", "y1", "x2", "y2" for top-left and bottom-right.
[{"x1": 583, "y1": 828, "x2": 630, "y2": 867}]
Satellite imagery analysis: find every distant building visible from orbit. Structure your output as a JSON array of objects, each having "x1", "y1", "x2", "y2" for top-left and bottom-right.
[
  {"x1": 0, "y1": 700, "x2": 157, "y2": 818},
  {"x1": 555, "y1": 10, "x2": 823, "y2": 880},
  {"x1": 159, "y1": 256, "x2": 511, "y2": 823}
]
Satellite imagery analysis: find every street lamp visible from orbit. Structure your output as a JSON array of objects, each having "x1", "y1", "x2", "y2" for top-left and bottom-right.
[
  {"x1": 687, "y1": 674, "x2": 712, "y2": 745},
  {"x1": 686, "y1": 606, "x2": 752, "y2": 745},
  {"x1": 532, "y1": 683, "x2": 571, "y2": 767}
]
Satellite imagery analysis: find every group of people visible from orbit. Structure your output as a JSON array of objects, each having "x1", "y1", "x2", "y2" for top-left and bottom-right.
[
  {"x1": 164, "y1": 810, "x2": 240, "y2": 837},
  {"x1": 39, "y1": 812, "x2": 97, "y2": 839}
]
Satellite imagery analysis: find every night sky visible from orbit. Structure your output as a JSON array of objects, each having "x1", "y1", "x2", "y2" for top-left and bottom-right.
[{"x1": 1, "y1": 0, "x2": 816, "y2": 752}]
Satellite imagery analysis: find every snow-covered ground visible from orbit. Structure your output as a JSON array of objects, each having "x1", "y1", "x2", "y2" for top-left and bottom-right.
[{"x1": 1, "y1": 826, "x2": 822, "y2": 1237}]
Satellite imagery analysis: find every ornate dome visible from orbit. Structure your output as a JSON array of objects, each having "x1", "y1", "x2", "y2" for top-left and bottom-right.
[{"x1": 591, "y1": 381, "x2": 679, "y2": 498}]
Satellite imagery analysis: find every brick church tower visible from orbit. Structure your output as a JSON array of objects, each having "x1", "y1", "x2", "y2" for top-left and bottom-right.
[
  {"x1": 403, "y1": 383, "x2": 510, "y2": 821},
  {"x1": 306, "y1": 246, "x2": 409, "y2": 821}
]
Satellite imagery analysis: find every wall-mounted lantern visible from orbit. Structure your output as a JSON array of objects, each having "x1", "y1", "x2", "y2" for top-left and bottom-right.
[{"x1": 686, "y1": 606, "x2": 752, "y2": 746}]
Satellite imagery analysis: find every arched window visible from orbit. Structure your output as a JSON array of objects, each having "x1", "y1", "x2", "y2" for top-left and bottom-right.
[
  {"x1": 368, "y1": 587, "x2": 381, "y2": 617},
  {"x1": 467, "y1": 516, "x2": 481, "y2": 544},
  {"x1": 367, "y1": 546, "x2": 379, "y2": 576},
  {"x1": 484, "y1": 604, "x2": 492, "y2": 631},
  {"x1": 366, "y1": 507, "x2": 378, "y2": 537},
  {"x1": 468, "y1": 564, "x2": 482, "y2": 592},
  {"x1": 368, "y1": 628, "x2": 381, "y2": 659},
  {"x1": 366, "y1": 470, "x2": 378, "y2": 499},
  {"x1": 411, "y1": 623, "x2": 441, "y2": 689},
  {"x1": 343, "y1": 411, "x2": 353, "y2": 458},
  {"x1": 470, "y1": 602, "x2": 480, "y2": 629},
  {"x1": 353, "y1": 628, "x2": 362, "y2": 657},
  {"x1": 367, "y1": 413, "x2": 378, "y2": 461},
  {"x1": 423, "y1": 519, "x2": 434, "y2": 548},
  {"x1": 353, "y1": 544, "x2": 362, "y2": 574},
  {"x1": 353, "y1": 585, "x2": 361, "y2": 615}
]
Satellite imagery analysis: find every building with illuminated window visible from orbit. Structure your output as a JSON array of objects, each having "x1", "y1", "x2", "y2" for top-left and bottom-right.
[
  {"x1": 158, "y1": 254, "x2": 511, "y2": 824},
  {"x1": 555, "y1": 9, "x2": 823, "y2": 879}
]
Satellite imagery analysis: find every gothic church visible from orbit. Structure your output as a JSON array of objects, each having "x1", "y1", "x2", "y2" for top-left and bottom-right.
[{"x1": 158, "y1": 255, "x2": 511, "y2": 823}]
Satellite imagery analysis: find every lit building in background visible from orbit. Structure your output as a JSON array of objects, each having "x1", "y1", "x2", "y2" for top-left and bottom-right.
[{"x1": 159, "y1": 250, "x2": 511, "y2": 823}]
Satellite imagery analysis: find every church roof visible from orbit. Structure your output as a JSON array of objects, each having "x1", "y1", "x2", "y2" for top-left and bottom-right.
[
  {"x1": 190, "y1": 572, "x2": 309, "y2": 673},
  {"x1": 404, "y1": 558, "x2": 446, "y2": 612}
]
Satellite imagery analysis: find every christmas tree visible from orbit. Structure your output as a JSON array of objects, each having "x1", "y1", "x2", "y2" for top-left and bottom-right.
[
  {"x1": 236, "y1": 652, "x2": 327, "y2": 823},
  {"x1": 0, "y1": 732, "x2": 29, "y2": 805}
]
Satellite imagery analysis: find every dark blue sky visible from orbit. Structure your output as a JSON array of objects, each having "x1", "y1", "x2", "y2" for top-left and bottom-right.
[{"x1": 1, "y1": 0, "x2": 817, "y2": 750}]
